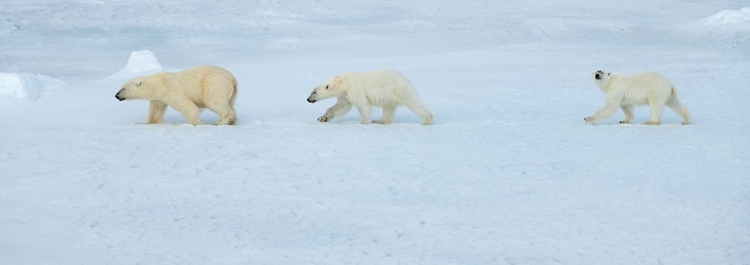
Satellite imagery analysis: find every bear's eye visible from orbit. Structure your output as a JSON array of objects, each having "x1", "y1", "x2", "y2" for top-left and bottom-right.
[{"x1": 325, "y1": 85, "x2": 329, "y2": 90}]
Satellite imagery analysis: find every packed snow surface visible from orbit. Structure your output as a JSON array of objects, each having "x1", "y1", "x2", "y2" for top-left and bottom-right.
[{"x1": 1, "y1": 1, "x2": 749, "y2": 265}]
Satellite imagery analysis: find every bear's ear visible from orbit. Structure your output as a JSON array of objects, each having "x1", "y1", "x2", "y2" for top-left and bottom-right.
[
  {"x1": 332, "y1": 76, "x2": 343, "y2": 88},
  {"x1": 137, "y1": 81, "x2": 143, "y2": 86}
]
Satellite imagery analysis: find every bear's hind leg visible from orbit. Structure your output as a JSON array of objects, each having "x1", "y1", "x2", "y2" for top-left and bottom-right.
[
  {"x1": 667, "y1": 99, "x2": 691, "y2": 125},
  {"x1": 206, "y1": 102, "x2": 237, "y2": 125},
  {"x1": 373, "y1": 105, "x2": 396, "y2": 125},
  {"x1": 404, "y1": 101, "x2": 433, "y2": 125},
  {"x1": 216, "y1": 107, "x2": 237, "y2": 125},
  {"x1": 644, "y1": 100, "x2": 665, "y2": 125},
  {"x1": 147, "y1": 100, "x2": 168, "y2": 124}
]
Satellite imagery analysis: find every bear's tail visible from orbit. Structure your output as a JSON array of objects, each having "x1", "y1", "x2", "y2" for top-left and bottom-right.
[{"x1": 230, "y1": 78, "x2": 238, "y2": 107}]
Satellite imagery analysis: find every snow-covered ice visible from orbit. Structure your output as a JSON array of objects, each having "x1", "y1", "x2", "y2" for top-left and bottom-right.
[{"x1": 1, "y1": 1, "x2": 749, "y2": 265}]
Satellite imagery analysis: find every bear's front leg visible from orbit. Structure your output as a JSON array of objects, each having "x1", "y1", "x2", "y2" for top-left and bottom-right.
[
  {"x1": 585, "y1": 96, "x2": 620, "y2": 125},
  {"x1": 619, "y1": 105, "x2": 634, "y2": 124},
  {"x1": 584, "y1": 116, "x2": 597, "y2": 124},
  {"x1": 181, "y1": 108, "x2": 203, "y2": 125},
  {"x1": 146, "y1": 100, "x2": 168, "y2": 124},
  {"x1": 317, "y1": 115, "x2": 331, "y2": 122},
  {"x1": 318, "y1": 97, "x2": 352, "y2": 123},
  {"x1": 169, "y1": 97, "x2": 203, "y2": 125},
  {"x1": 373, "y1": 105, "x2": 396, "y2": 125},
  {"x1": 355, "y1": 104, "x2": 372, "y2": 125}
]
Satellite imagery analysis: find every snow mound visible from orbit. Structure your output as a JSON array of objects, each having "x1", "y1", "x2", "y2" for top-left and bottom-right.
[
  {"x1": 694, "y1": 7, "x2": 750, "y2": 32},
  {"x1": 102, "y1": 50, "x2": 164, "y2": 83},
  {"x1": 0, "y1": 73, "x2": 65, "y2": 102},
  {"x1": 126, "y1": 50, "x2": 163, "y2": 73}
]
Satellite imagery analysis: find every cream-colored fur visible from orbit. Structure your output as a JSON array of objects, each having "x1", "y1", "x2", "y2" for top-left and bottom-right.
[
  {"x1": 115, "y1": 65, "x2": 238, "y2": 125},
  {"x1": 306, "y1": 69, "x2": 433, "y2": 125},
  {"x1": 585, "y1": 70, "x2": 691, "y2": 125}
]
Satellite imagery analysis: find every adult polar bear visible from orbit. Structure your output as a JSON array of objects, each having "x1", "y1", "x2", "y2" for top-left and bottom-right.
[
  {"x1": 306, "y1": 70, "x2": 433, "y2": 125},
  {"x1": 115, "y1": 65, "x2": 238, "y2": 125},
  {"x1": 585, "y1": 70, "x2": 691, "y2": 125}
]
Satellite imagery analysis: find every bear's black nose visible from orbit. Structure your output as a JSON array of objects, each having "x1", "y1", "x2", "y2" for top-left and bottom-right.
[
  {"x1": 307, "y1": 98, "x2": 316, "y2": 103},
  {"x1": 115, "y1": 95, "x2": 124, "y2": 101},
  {"x1": 595, "y1": 74, "x2": 601, "y2": 79}
]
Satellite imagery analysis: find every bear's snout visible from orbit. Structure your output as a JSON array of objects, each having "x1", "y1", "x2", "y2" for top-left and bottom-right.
[
  {"x1": 594, "y1": 73, "x2": 601, "y2": 80},
  {"x1": 307, "y1": 91, "x2": 317, "y2": 103},
  {"x1": 115, "y1": 93, "x2": 125, "y2": 101}
]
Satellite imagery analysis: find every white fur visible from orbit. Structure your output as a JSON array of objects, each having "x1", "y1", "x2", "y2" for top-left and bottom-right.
[
  {"x1": 585, "y1": 70, "x2": 691, "y2": 125},
  {"x1": 115, "y1": 65, "x2": 238, "y2": 125},
  {"x1": 306, "y1": 69, "x2": 433, "y2": 125}
]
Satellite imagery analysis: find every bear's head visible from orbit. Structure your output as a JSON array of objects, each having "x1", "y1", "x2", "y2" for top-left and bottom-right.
[
  {"x1": 115, "y1": 78, "x2": 151, "y2": 101},
  {"x1": 307, "y1": 76, "x2": 344, "y2": 103},
  {"x1": 591, "y1": 70, "x2": 613, "y2": 91},
  {"x1": 591, "y1": 70, "x2": 611, "y2": 83}
]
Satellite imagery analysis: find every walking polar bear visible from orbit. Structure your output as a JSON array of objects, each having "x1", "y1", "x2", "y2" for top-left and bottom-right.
[
  {"x1": 306, "y1": 69, "x2": 433, "y2": 125},
  {"x1": 584, "y1": 70, "x2": 691, "y2": 125},
  {"x1": 115, "y1": 65, "x2": 238, "y2": 125}
]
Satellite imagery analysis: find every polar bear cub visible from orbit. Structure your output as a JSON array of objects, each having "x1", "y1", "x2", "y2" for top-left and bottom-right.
[
  {"x1": 306, "y1": 69, "x2": 433, "y2": 125},
  {"x1": 115, "y1": 65, "x2": 238, "y2": 125},
  {"x1": 584, "y1": 70, "x2": 691, "y2": 125}
]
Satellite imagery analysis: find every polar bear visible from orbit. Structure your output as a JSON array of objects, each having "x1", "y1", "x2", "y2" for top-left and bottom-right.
[
  {"x1": 306, "y1": 69, "x2": 433, "y2": 125},
  {"x1": 115, "y1": 65, "x2": 238, "y2": 125},
  {"x1": 584, "y1": 70, "x2": 691, "y2": 125}
]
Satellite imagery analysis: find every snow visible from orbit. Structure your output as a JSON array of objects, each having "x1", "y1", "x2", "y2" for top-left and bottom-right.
[
  {"x1": 1, "y1": 1, "x2": 750, "y2": 265},
  {"x1": 122, "y1": 50, "x2": 163, "y2": 75},
  {"x1": 103, "y1": 50, "x2": 164, "y2": 84},
  {"x1": 0, "y1": 73, "x2": 64, "y2": 102},
  {"x1": 699, "y1": 7, "x2": 750, "y2": 31},
  {"x1": 0, "y1": 73, "x2": 43, "y2": 102}
]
